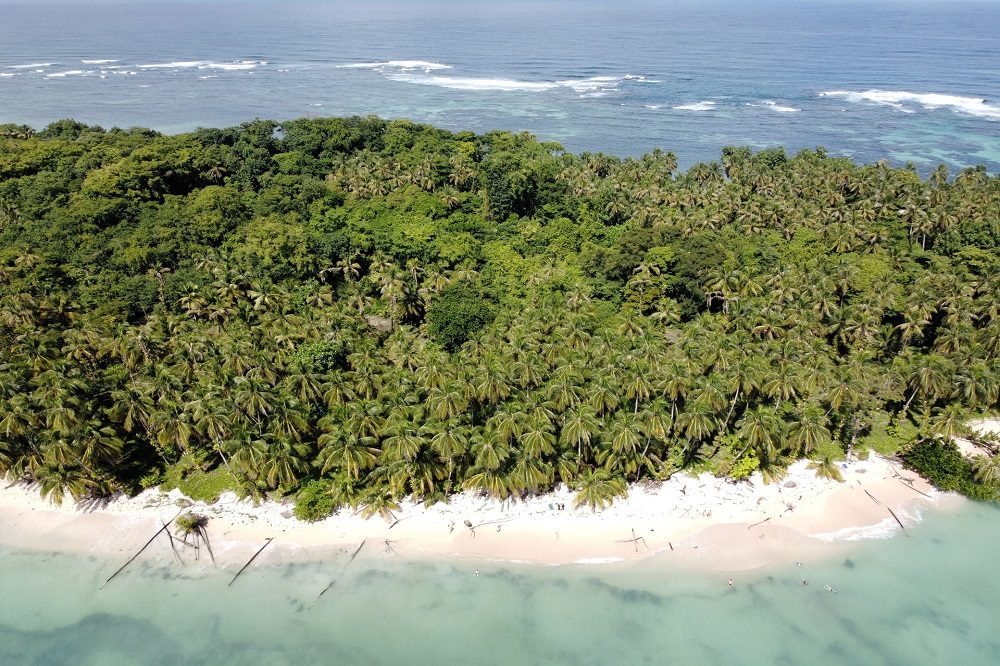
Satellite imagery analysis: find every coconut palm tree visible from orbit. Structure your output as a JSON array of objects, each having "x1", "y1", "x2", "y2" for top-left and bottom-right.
[
  {"x1": 807, "y1": 457, "x2": 844, "y2": 482},
  {"x1": 573, "y1": 468, "x2": 627, "y2": 511},
  {"x1": 971, "y1": 455, "x2": 1000, "y2": 484}
]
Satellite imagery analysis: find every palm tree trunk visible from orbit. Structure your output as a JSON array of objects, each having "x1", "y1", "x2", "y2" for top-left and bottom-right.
[{"x1": 723, "y1": 387, "x2": 740, "y2": 429}]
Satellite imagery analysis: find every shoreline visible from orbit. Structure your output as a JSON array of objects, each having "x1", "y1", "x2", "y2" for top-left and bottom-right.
[{"x1": 0, "y1": 453, "x2": 954, "y2": 574}]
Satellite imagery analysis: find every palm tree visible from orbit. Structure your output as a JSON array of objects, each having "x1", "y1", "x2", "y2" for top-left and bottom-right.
[
  {"x1": 356, "y1": 491, "x2": 401, "y2": 521},
  {"x1": 787, "y1": 403, "x2": 831, "y2": 455},
  {"x1": 807, "y1": 457, "x2": 844, "y2": 482},
  {"x1": 928, "y1": 404, "x2": 969, "y2": 441},
  {"x1": 573, "y1": 468, "x2": 626, "y2": 511},
  {"x1": 971, "y1": 455, "x2": 1000, "y2": 484},
  {"x1": 736, "y1": 406, "x2": 785, "y2": 462}
]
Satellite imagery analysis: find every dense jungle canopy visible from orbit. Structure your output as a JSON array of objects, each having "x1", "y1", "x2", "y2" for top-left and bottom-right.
[{"x1": 1, "y1": 117, "x2": 998, "y2": 514}]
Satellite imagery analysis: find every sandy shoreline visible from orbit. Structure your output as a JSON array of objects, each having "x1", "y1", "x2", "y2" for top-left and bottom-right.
[{"x1": 0, "y1": 453, "x2": 956, "y2": 574}]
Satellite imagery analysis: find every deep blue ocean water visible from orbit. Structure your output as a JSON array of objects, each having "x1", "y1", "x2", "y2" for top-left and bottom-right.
[{"x1": 1, "y1": 0, "x2": 999, "y2": 172}]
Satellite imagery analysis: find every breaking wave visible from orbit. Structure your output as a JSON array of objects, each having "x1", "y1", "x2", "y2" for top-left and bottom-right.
[
  {"x1": 138, "y1": 60, "x2": 209, "y2": 69},
  {"x1": 746, "y1": 100, "x2": 801, "y2": 113},
  {"x1": 820, "y1": 89, "x2": 1000, "y2": 120},
  {"x1": 339, "y1": 60, "x2": 656, "y2": 96},
  {"x1": 337, "y1": 60, "x2": 453, "y2": 72},
  {"x1": 45, "y1": 70, "x2": 86, "y2": 78},
  {"x1": 672, "y1": 101, "x2": 716, "y2": 111},
  {"x1": 5, "y1": 62, "x2": 57, "y2": 69}
]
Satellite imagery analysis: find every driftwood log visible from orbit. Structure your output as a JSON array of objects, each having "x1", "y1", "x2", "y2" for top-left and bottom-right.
[
  {"x1": 100, "y1": 509, "x2": 182, "y2": 589},
  {"x1": 228, "y1": 537, "x2": 274, "y2": 587},
  {"x1": 315, "y1": 540, "x2": 367, "y2": 602}
]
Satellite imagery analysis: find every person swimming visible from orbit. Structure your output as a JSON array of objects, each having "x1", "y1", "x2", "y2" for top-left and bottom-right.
[{"x1": 727, "y1": 578, "x2": 734, "y2": 587}]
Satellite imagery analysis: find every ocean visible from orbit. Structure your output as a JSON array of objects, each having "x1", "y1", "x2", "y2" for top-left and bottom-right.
[
  {"x1": 1, "y1": 499, "x2": 999, "y2": 665},
  {"x1": 1, "y1": 0, "x2": 999, "y2": 172}
]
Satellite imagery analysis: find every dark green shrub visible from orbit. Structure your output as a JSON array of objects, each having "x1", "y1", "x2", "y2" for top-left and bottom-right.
[
  {"x1": 294, "y1": 480, "x2": 338, "y2": 522},
  {"x1": 901, "y1": 438, "x2": 999, "y2": 501},
  {"x1": 426, "y1": 283, "x2": 496, "y2": 351}
]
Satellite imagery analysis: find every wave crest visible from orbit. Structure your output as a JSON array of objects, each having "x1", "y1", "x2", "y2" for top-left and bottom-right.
[
  {"x1": 672, "y1": 101, "x2": 716, "y2": 111},
  {"x1": 341, "y1": 61, "x2": 656, "y2": 96},
  {"x1": 337, "y1": 60, "x2": 453, "y2": 72},
  {"x1": 821, "y1": 89, "x2": 1000, "y2": 120},
  {"x1": 746, "y1": 100, "x2": 800, "y2": 113}
]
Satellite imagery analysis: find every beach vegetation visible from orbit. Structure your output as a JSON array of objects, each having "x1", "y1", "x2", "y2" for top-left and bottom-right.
[
  {"x1": 0, "y1": 117, "x2": 998, "y2": 510},
  {"x1": 726, "y1": 452, "x2": 760, "y2": 481},
  {"x1": 160, "y1": 454, "x2": 241, "y2": 503},
  {"x1": 807, "y1": 457, "x2": 845, "y2": 482},
  {"x1": 901, "y1": 438, "x2": 1000, "y2": 501},
  {"x1": 293, "y1": 479, "x2": 339, "y2": 522}
]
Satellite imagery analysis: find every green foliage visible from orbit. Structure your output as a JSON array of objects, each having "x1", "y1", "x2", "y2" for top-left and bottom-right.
[
  {"x1": 860, "y1": 417, "x2": 918, "y2": 457},
  {"x1": 2, "y1": 116, "x2": 999, "y2": 511},
  {"x1": 426, "y1": 282, "x2": 496, "y2": 350},
  {"x1": 292, "y1": 340, "x2": 346, "y2": 374},
  {"x1": 160, "y1": 454, "x2": 240, "y2": 503},
  {"x1": 901, "y1": 438, "x2": 1000, "y2": 501},
  {"x1": 728, "y1": 453, "x2": 760, "y2": 481},
  {"x1": 293, "y1": 480, "x2": 339, "y2": 522},
  {"x1": 808, "y1": 457, "x2": 845, "y2": 482},
  {"x1": 175, "y1": 512, "x2": 208, "y2": 534}
]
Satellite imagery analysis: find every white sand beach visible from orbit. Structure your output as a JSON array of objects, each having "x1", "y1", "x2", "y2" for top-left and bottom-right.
[{"x1": 0, "y1": 452, "x2": 954, "y2": 573}]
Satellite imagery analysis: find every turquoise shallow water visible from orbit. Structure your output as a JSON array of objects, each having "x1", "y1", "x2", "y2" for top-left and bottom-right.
[{"x1": 2, "y1": 501, "x2": 999, "y2": 665}]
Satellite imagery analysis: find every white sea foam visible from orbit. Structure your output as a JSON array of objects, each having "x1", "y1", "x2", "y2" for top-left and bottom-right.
[
  {"x1": 201, "y1": 60, "x2": 266, "y2": 71},
  {"x1": 138, "y1": 61, "x2": 210, "y2": 69},
  {"x1": 45, "y1": 70, "x2": 85, "y2": 78},
  {"x1": 746, "y1": 100, "x2": 801, "y2": 113},
  {"x1": 338, "y1": 60, "x2": 453, "y2": 72},
  {"x1": 573, "y1": 557, "x2": 625, "y2": 565},
  {"x1": 813, "y1": 505, "x2": 926, "y2": 542},
  {"x1": 204, "y1": 63, "x2": 256, "y2": 71},
  {"x1": 820, "y1": 89, "x2": 1000, "y2": 120},
  {"x1": 673, "y1": 101, "x2": 716, "y2": 111},
  {"x1": 643, "y1": 104, "x2": 661, "y2": 110},
  {"x1": 197, "y1": 75, "x2": 218, "y2": 80},
  {"x1": 0, "y1": 73, "x2": 16, "y2": 78},
  {"x1": 6, "y1": 62, "x2": 56, "y2": 69},
  {"x1": 812, "y1": 517, "x2": 900, "y2": 542},
  {"x1": 344, "y1": 61, "x2": 654, "y2": 95},
  {"x1": 81, "y1": 59, "x2": 118, "y2": 64},
  {"x1": 389, "y1": 73, "x2": 558, "y2": 91}
]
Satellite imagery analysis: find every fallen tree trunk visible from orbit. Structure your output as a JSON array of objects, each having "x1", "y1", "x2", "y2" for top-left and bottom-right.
[
  {"x1": 228, "y1": 537, "x2": 274, "y2": 587},
  {"x1": 100, "y1": 510, "x2": 182, "y2": 589},
  {"x1": 315, "y1": 540, "x2": 366, "y2": 601}
]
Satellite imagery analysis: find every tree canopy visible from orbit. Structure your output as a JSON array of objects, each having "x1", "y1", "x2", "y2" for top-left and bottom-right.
[{"x1": 1, "y1": 116, "x2": 998, "y2": 511}]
